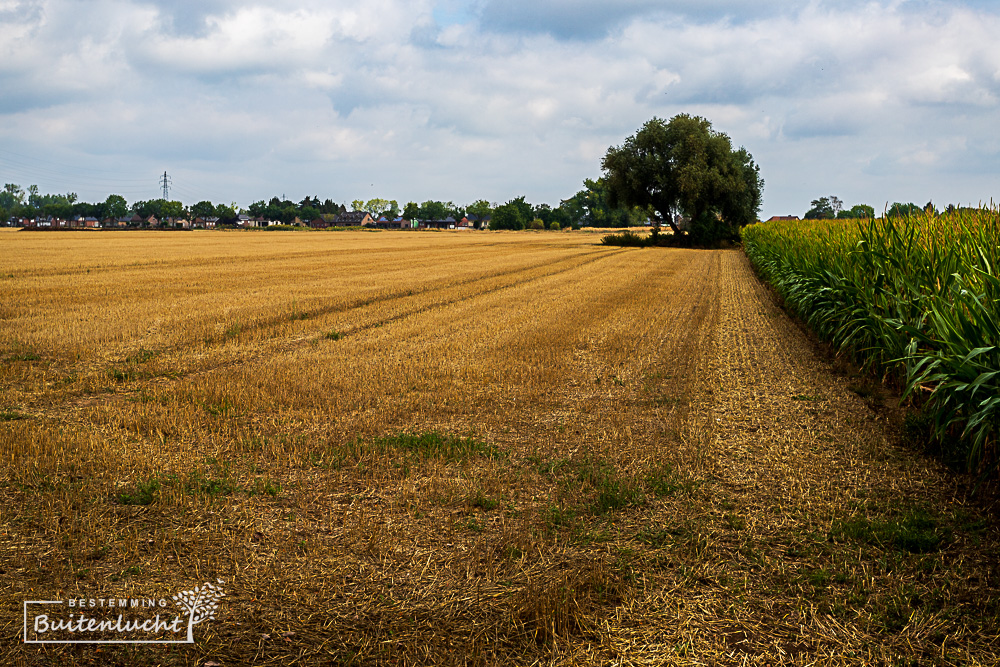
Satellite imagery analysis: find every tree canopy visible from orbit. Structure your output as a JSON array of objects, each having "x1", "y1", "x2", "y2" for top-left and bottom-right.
[
  {"x1": 602, "y1": 114, "x2": 763, "y2": 242},
  {"x1": 491, "y1": 197, "x2": 531, "y2": 230}
]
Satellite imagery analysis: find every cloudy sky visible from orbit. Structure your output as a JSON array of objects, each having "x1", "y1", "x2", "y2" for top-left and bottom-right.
[{"x1": 1, "y1": 0, "x2": 998, "y2": 218}]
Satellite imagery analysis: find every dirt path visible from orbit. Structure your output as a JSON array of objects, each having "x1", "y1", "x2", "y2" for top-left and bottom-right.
[{"x1": 608, "y1": 250, "x2": 1000, "y2": 664}]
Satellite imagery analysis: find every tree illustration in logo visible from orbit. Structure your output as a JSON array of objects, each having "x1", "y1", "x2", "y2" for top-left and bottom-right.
[{"x1": 172, "y1": 579, "x2": 225, "y2": 643}]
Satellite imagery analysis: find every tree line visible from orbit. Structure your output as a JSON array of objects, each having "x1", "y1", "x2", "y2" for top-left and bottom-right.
[
  {"x1": 3, "y1": 179, "x2": 659, "y2": 230},
  {"x1": 4, "y1": 114, "x2": 766, "y2": 238},
  {"x1": 804, "y1": 197, "x2": 970, "y2": 220}
]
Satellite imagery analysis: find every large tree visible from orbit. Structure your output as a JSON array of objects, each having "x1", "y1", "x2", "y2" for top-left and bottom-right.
[
  {"x1": 191, "y1": 200, "x2": 216, "y2": 220},
  {"x1": 104, "y1": 194, "x2": 128, "y2": 219},
  {"x1": 602, "y1": 114, "x2": 763, "y2": 241},
  {"x1": 466, "y1": 199, "x2": 493, "y2": 220},
  {"x1": 804, "y1": 197, "x2": 835, "y2": 220},
  {"x1": 491, "y1": 197, "x2": 530, "y2": 230}
]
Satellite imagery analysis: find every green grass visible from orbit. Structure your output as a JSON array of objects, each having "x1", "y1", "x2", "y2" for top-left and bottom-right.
[
  {"x1": 830, "y1": 508, "x2": 947, "y2": 553},
  {"x1": 116, "y1": 478, "x2": 161, "y2": 506},
  {"x1": 350, "y1": 431, "x2": 504, "y2": 463}
]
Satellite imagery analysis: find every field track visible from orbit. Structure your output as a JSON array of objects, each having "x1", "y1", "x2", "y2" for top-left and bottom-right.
[{"x1": 2, "y1": 230, "x2": 997, "y2": 665}]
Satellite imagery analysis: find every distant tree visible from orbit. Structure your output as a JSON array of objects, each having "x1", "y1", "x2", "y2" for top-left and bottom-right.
[
  {"x1": 43, "y1": 202, "x2": 73, "y2": 220},
  {"x1": 491, "y1": 198, "x2": 528, "y2": 230},
  {"x1": 563, "y1": 178, "x2": 644, "y2": 227},
  {"x1": 557, "y1": 193, "x2": 586, "y2": 227},
  {"x1": 466, "y1": 199, "x2": 492, "y2": 220},
  {"x1": 71, "y1": 201, "x2": 96, "y2": 218},
  {"x1": 26, "y1": 184, "x2": 40, "y2": 209},
  {"x1": 132, "y1": 199, "x2": 167, "y2": 220},
  {"x1": 804, "y1": 197, "x2": 835, "y2": 220},
  {"x1": 887, "y1": 202, "x2": 920, "y2": 218},
  {"x1": 402, "y1": 201, "x2": 419, "y2": 221},
  {"x1": 384, "y1": 200, "x2": 399, "y2": 219},
  {"x1": 191, "y1": 201, "x2": 216, "y2": 220},
  {"x1": 365, "y1": 198, "x2": 392, "y2": 218},
  {"x1": 838, "y1": 204, "x2": 874, "y2": 219},
  {"x1": 1, "y1": 183, "x2": 25, "y2": 209},
  {"x1": 104, "y1": 194, "x2": 128, "y2": 219},
  {"x1": 300, "y1": 206, "x2": 320, "y2": 222},
  {"x1": 602, "y1": 114, "x2": 763, "y2": 240},
  {"x1": 828, "y1": 195, "x2": 843, "y2": 217},
  {"x1": 551, "y1": 206, "x2": 574, "y2": 229},
  {"x1": 351, "y1": 199, "x2": 365, "y2": 212},
  {"x1": 509, "y1": 196, "x2": 533, "y2": 224},
  {"x1": 418, "y1": 200, "x2": 449, "y2": 220},
  {"x1": 214, "y1": 203, "x2": 237, "y2": 223},
  {"x1": 248, "y1": 200, "x2": 267, "y2": 217},
  {"x1": 533, "y1": 203, "x2": 554, "y2": 225}
]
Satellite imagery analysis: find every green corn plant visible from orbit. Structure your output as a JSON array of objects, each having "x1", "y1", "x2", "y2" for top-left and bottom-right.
[{"x1": 743, "y1": 206, "x2": 1000, "y2": 474}]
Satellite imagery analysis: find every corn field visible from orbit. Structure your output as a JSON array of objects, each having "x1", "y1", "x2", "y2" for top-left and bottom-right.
[{"x1": 743, "y1": 208, "x2": 1000, "y2": 473}]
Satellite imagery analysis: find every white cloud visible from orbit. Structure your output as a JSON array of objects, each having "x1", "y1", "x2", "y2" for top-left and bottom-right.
[{"x1": 0, "y1": 0, "x2": 998, "y2": 217}]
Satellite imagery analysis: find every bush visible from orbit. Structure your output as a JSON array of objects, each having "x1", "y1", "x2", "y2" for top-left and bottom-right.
[
  {"x1": 549, "y1": 221, "x2": 561, "y2": 231},
  {"x1": 600, "y1": 230, "x2": 648, "y2": 247},
  {"x1": 529, "y1": 219, "x2": 545, "y2": 230}
]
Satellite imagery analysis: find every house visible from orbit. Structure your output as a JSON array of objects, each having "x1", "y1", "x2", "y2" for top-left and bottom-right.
[
  {"x1": 766, "y1": 215, "x2": 800, "y2": 222},
  {"x1": 114, "y1": 214, "x2": 142, "y2": 226},
  {"x1": 421, "y1": 216, "x2": 456, "y2": 230},
  {"x1": 192, "y1": 216, "x2": 219, "y2": 229},
  {"x1": 333, "y1": 211, "x2": 374, "y2": 226},
  {"x1": 309, "y1": 217, "x2": 330, "y2": 229},
  {"x1": 145, "y1": 215, "x2": 159, "y2": 227},
  {"x1": 374, "y1": 216, "x2": 408, "y2": 229}
]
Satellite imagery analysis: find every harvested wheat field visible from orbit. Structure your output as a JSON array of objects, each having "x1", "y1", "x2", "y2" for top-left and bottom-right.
[{"x1": 1, "y1": 229, "x2": 998, "y2": 665}]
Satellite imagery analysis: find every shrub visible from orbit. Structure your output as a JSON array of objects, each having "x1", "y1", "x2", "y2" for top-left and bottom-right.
[{"x1": 600, "y1": 230, "x2": 648, "y2": 247}]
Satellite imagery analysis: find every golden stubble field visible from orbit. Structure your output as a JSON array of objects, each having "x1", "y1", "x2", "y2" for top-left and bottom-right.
[{"x1": 1, "y1": 229, "x2": 998, "y2": 665}]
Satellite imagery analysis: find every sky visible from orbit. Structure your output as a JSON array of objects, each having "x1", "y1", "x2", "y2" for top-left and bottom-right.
[{"x1": 1, "y1": 0, "x2": 998, "y2": 219}]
